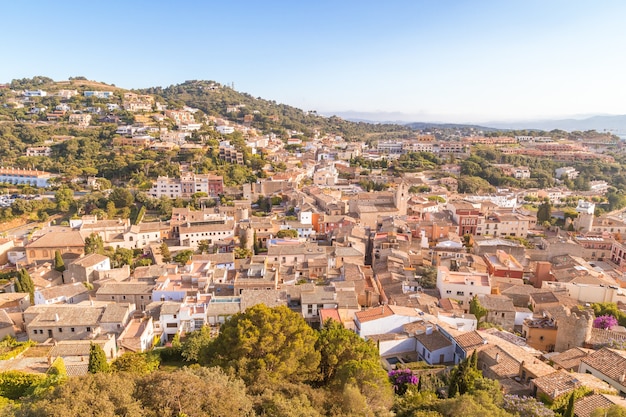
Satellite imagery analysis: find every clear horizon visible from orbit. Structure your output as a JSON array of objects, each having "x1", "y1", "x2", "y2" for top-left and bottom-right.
[{"x1": 3, "y1": 1, "x2": 626, "y2": 124}]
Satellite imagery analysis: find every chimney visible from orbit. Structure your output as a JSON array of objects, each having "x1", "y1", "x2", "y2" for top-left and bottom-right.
[
  {"x1": 54, "y1": 313, "x2": 59, "y2": 322},
  {"x1": 495, "y1": 352, "x2": 500, "y2": 363}
]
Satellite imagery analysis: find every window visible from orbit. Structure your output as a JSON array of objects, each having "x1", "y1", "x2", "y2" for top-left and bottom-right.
[
  {"x1": 501, "y1": 313, "x2": 505, "y2": 318},
  {"x1": 71, "y1": 328, "x2": 75, "y2": 332},
  {"x1": 86, "y1": 327, "x2": 91, "y2": 332},
  {"x1": 456, "y1": 291, "x2": 464, "y2": 296},
  {"x1": 33, "y1": 330, "x2": 37, "y2": 335},
  {"x1": 539, "y1": 336, "x2": 544, "y2": 341},
  {"x1": 58, "y1": 328, "x2": 63, "y2": 333},
  {"x1": 173, "y1": 314, "x2": 177, "y2": 319},
  {"x1": 446, "y1": 290, "x2": 452, "y2": 294}
]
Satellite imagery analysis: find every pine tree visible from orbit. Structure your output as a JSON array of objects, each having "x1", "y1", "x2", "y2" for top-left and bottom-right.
[
  {"x1": 54, "y1": 250, "x2": 65, "y2": 273},
  {"x1": 88, "y1": 343, "x2": 110, "y2": 373}
]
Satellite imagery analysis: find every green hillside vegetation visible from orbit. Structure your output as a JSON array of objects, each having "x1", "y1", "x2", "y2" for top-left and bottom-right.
[{"x1": 138, "y1": 80, "x2": 412, "y2": 141}]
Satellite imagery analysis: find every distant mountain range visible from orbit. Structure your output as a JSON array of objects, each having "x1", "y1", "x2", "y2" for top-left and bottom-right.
[
  {"x1": 330, "y1": 111, "x2": 626, "y2": 136},
  {"x1": 485, "y1": 115, "x2": 626, "y2": 135}
]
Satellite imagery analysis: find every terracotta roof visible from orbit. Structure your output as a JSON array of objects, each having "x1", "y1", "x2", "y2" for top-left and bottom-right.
[
  {"x1": 26, "y1": 305, "x2": 105, "y2": 326},
  {"x1": 70, "y1": 253, "x2": 109, "y2": 268},
  {"x1": 530, "y1": 291, "x2": 560, "y2": 305},
  {"x1": 549, "y1": 347, "x2": 593, "y2": 371},
  {"x1": 26, "y1": 231, "x2": 85, "y2": 248},
  {"x1": 65, "y1": 364, "x2": 89, "y2": 377},
  {"x1": 532, "y1": 370, "x2": 581, "y2": 400},
  {"x1": 454, "y1": 330, "x2": 485, "y2": 352},
  {"x1": 581, "y1": 348, "x2": 626, "y2": 381},
  {"x1": 481, "y1": 345, "x2": 521, "y2": 378},
  {"x1": 415, "y1": 331, "x2": 453, "y2": 352},
  {"x1": 37, "y1": 282, "x2": 89, "y2": 300},
  {"x1": 320, "y1": 308, "x2": 342, "y2": 324},
  {"x1": 574, "y1": 394, "x2": 626, "y2": 417},
  {"x1": 355, "y1": 305, "x2": 393, "y2": 323},
  {"x1": 96, "y1": 282, "x2": 154, "y2": 295}
]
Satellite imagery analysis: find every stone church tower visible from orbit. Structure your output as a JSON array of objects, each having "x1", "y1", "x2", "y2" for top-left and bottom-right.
[
  {"x1": 394, "y1": 181, "x2": 409, "y2": 216},
  {"x1": 574, "y1": 199, "x2": 595, "y2": 233}
]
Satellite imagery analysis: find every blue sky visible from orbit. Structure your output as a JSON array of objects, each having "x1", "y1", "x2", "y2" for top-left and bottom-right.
[{"x1": 3, "y1": 1, "x2": 626, "y2": 123}]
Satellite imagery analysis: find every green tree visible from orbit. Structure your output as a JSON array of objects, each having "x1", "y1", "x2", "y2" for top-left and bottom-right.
[
  {"x1": 16, "y1": 268, "x2": 34, "y2": 303},
  {"x1": 88, "y1": 343, "x2": 109, "y2": 374},
  {"x1": 234, "y1": 247, "x2": 252, "y2": 259},
  {"x1": 173, "y1": 249, "x2": 194, "y2": 264},
  {"x1": 160, "y1": 242, "x2": 171, "y2": 263},
  {"x1": 197, "y1": 240, "x2": 210, "y2": 254},
  {"x1": 332, "y1": 359, "x2": 394, "y2": 414},
  {"x1": 109, "y1": 187, "x2": 134, "y2": 209},
  {"x1": 419, "y1": 266, "x2": 437, "y2": 289},
  {"x1": 277, "y1": 229, "x2": 298, "y2": 239},
  {"x1": 563, "y1": 392, "x2": 575, "y2": 417},
  {"x1": 47, "y1": 357, "x2": 67, "y2": 378},
  {"x1": 448, "y1": 357, "x2": 482, "y2": 397},
  {"x1": 84, "y1": 233, "x2": 105, "y2": 255},
  {"x1": 111, "y1": 352, "x2": 159, "y2": 375},
  {"x1": 135, "y1": 368, "x2": 254, "y2": 417},
  {"x1": 0, "y1": 370, "x2": 46, "y2": 400},
  {"x1": 15, "y1": 373, "x2": 144, "y2": 417},
  {"x1": 537, "y1": 200, "x2": 552, "y2": 224},
  {"x1": 106, "y1": 200, "x2": 117, "y2": 219},
  {"x1": 316, "y1": 319, "x2": 379, "y2": 384},
  {"x1": 180, "y1": 326, "x2": 214, "y2": 362},
  {"x1": 53, "y1": 250, "x2": 65, "y2": 273},
  {"x1": 203, "y1": 304, "x2": 321, "y2": 384},
  {"x1": 111, "y1": 247, "x2": 134, "y2": 268},
  {"x1": 469, "y1": 296, "x2": 488, "y2": 324},
  {"x1": 591, "y1": 405, "x2": 626, "y2": 417},
  {"x1": 54, "y1": 186, "x2": 74, "y2": 213}
]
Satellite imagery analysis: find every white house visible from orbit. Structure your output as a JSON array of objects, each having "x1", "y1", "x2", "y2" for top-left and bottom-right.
[
  {"x1": 354, "y1": 305, "x2": 424, "y2": 338},
  {"x1": 178, "y1": 221, "x2": 235, "y2": 249},
  {"x1": 436, "y1": 266, "x2": 491, "y2": 311},
  {"x1": 33, "y1": 282, "x2": 90, "y2": 306},
  {"x1": 158, "y1": 302, "x2": 182, "y2": 342},
  {"x1": 118, "y1": 317, "x2": 155, "y2": 352},
  {"x1": 415, "y1": 326, "x2": 455, "y2": 365},
  {"x1": 579, "y1": 348, "x2": 626, "y2": 396}
]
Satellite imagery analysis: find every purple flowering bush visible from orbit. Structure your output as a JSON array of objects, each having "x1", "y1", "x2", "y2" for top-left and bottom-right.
[
  {"x1": 593, "y1": 314, "x2": 619, "y2": 330},
  {"x1": 503, "y1": 394, "x2": 555, "y2": 417},
  {"x1": 388, "y1": 368, "x2": 419, "y2": 395}
]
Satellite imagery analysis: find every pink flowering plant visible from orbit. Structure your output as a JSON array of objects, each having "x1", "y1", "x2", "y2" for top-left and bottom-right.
[
  {"x1": 593, "y1": 314, "x2": 618, "y2": 330},
  {"x1": 388, "y1": 368, "x2": 419, "y2": 395}
]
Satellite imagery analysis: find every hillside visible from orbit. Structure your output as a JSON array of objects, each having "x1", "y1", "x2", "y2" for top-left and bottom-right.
[{"x1": 137, "y1": 79, "x2": 412, "y2": 141}]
